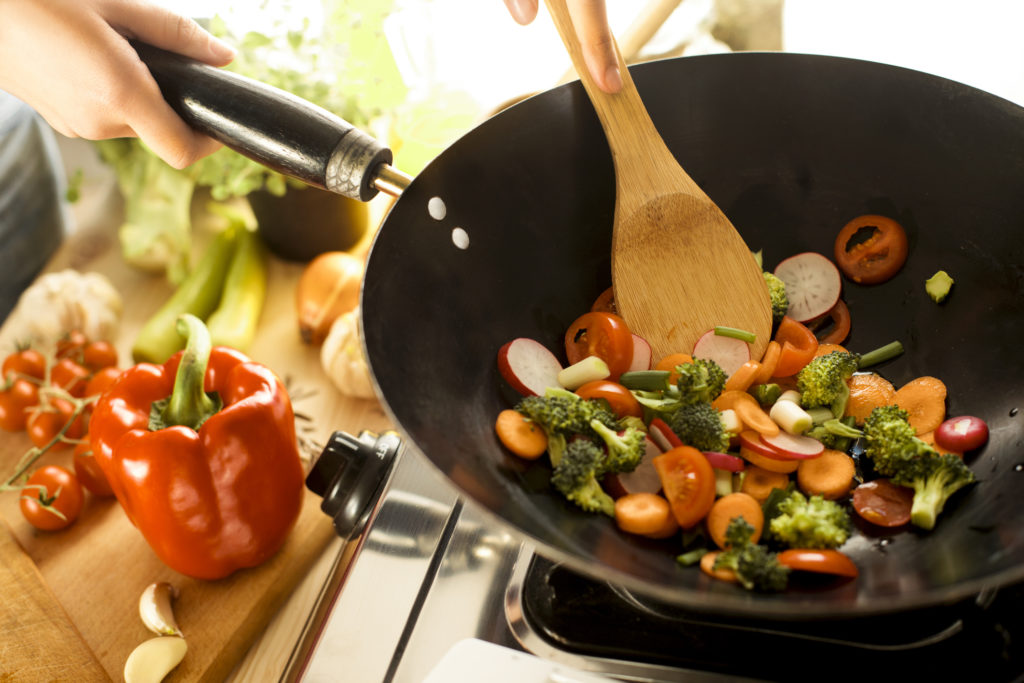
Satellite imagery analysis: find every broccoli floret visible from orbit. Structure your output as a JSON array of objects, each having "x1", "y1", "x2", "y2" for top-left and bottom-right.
[
  {"x1": 589, "y1": 419, "x2": 645, "y2": 474},
  {"x1": 751, "y1": 383, "x2": 782, "y2": 407},
  {"x1": 796, "y1": 351, "x2": 860, "y2": 416},
  {"x1": 862, "y1": 405, "x2": 977, "y2": 530},
  {"x1": 550, "y1": 437, "x2": 615, "y2": 516},
  {"x1": 763, "y1": 271, "x2": 789, "y2": 323},
  {"x1": 713, "y1": 517, "x2": 790, "y2": 592},
  {"x1": 515, "y1": 390, "x2": 618, "y2": 443},
  {"x1": 804, "y1": 416, "x2": 862, "y2": 451},
  {"x1": 669, "y1": 401, "x2": 730, "y2": 453},
  {"x1": 767, "y1": 490, "x2": 852, "y2": 549},
  {"x1": 675, "y1": 358, "x2": 728, "y2": 406}
]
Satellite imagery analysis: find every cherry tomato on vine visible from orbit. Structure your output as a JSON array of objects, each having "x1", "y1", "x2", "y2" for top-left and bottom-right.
[
  {"x1": 0, "y1": 378, "x2": 40, "y2": 432},
  {"x1": 651, "y1": 446, "x2": 716, "y2": 529},
  {"x1": 84, "y1": 366, "x2": 122, "y2": 398},
  {"x1": 833, "y1": 214, "x2": 909, "y2": 285},
  {"x1": 81, "y1": 340, "x2": 118, "y2": 372},
  {"x1": 575, "y1": 380, "x2": 643, "y2": 419},
  {"x1": 51, "y1": 357, "x2": 90, "y2": 397},
  {"x1": 55, "y1": 330, "x2": 88, "y2": 360},
  {"x1": 564, "y1": 311, "x2": 634, "y2": 380},
  {"x1": 73, "y1": 440, "x2": 114, "y2": 497},
  {"x1": 20, "y1": 465, "x2": 84, "y2": 531},
  {"x1": 26, "y1": 398, "x2": 85, "y2": 450},
  {"x1": 2, "y1": 348, "x2": 46, "y2": 381}
]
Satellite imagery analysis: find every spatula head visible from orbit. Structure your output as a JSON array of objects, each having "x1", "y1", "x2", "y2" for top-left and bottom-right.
[{"x1": 611, "y1": 192, "x2": 772, "y2": 362}]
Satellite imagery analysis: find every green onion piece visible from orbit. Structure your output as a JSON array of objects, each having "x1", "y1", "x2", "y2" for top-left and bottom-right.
[
  {"x1": 676, "y1": 548, "x2": 709, "y2": 566},
  {"x1": 714, "y1": 326, "x2": 756, "y2": 344},
  {"x1": 857, "y1": 341, "x2": 905, "y2": 369},
  {"x1": 619, "y1": 370, "x2": 671, "y2": 392}
]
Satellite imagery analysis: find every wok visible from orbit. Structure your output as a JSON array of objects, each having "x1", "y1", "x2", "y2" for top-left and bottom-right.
[{"x1": 137, "y1": 45, "x2": 1024, "y2": 618}]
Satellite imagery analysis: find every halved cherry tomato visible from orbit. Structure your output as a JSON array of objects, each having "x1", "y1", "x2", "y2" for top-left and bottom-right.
[
  {"x1": 0, "y1": 378, "x2": 40, "y2": 432},
  {"x1": 590, "y1": 286, "x2": 616, "y2": 314},
  {"x1": 833, "y1": 214, "x2": 909, "y2": 284},
  {"x1": 771, "y1": 316, "x2": 819, "y2": 378},
  {"x1": 81, "y1": 340, "x2": 118, "y2": 372},
  {"x1": 20, "y1": 465, "x2": 84, "y2": 531},
  {"x1": 575, "y1": 380, "x2": 643, "y2": 419},
  {"x1": 776, "y1": 549, "x2": 859, "y2": 578},
  {"x1": 564, "y1": 311, "x2": 633, "y2": 380},
  {"x1": 852, "y1": 479, "x2": 913, "y2": 527},
  {"x1": 651, "y1": 446, "x2": 716, "y2": 529},
  {"x1": 815, "y1": 299, "x2": 851, "y2": 346},
  {"x1": 2, "y1": 348, "x2": 46, "y2": 381},
  {"x1": 73, "y1": 440, "x2": 115, "y2": 497},
  {"x1": 50, "y1": 358, "x2": 89, "y2": 397}
]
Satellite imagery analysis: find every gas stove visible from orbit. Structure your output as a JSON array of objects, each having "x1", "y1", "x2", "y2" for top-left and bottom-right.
[{"x1": 295, "y1": 433, "x2": 1024, "y2": 682}]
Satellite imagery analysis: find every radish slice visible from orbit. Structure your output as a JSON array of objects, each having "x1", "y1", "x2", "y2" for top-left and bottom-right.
[
  {"x1": 628, "y1": 334, "x2": 653, "y2": 373},
  {"x1": 648, "y1": 418, "x2": 683, "y2": 452},
  {"x1": 760, "y1": 431, "x2": 826, "y2": 459},
  {"x1": 497, "y1": 338, "x2": 563, "y2": 396},
  {"x1": 738, "y1": 430, "x2": 785, "y2": 459},
  {"x1": 605, "y1": 436, "x2": 663, "y2": 497},
  {"x1": 774, "y1": 252, "x2": 842, "y2": 322},
  {"x1": 692, "y1": 329, "x2": 750, "y2": 377},
  {"x1": 703, "y1": 451, "x2": 745, "y2": 472}
]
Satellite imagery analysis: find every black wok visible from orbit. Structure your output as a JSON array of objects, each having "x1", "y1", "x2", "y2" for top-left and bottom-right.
[{"x1": 138, "y1": 46, "x2": 1024, "y2": 618}]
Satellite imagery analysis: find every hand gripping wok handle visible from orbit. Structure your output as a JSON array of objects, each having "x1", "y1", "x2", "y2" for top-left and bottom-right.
[{"x1": 133, "y1": 41, "x2": 397, "y2": 202}]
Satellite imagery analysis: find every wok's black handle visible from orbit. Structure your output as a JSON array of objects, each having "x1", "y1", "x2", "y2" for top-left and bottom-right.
[{"x1": 133, "y1": 41, "x2": 392, "y2": 202}]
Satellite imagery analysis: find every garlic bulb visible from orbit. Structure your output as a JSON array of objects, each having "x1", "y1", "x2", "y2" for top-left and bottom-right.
[
  {"x1": 5, "y1": 269, "x2": 122, "y2": 349},
  {"x1": 320, "y1": 307, "x2": 376, "y2": 400}
]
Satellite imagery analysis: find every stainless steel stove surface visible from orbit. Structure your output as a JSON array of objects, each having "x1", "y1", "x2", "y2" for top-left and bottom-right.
[{"x1": 297, "y1": 444, "x2": 1024, "y2": 683}]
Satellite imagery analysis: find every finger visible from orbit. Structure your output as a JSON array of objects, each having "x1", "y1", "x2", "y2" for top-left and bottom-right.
[
  {"x1": 504, "y1": 0, "x2": 539, "y2": 25},
  {"x1": 106, "y1": 0, "x2": 235, "y2": 66},
  {"x1": 567, "y1": 0, "x2": 621, "y2": 93}
]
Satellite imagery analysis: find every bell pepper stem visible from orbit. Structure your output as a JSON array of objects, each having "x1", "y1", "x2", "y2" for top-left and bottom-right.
[{"x1": 161, "y1": 314, "x2": 221, "y2": 431}]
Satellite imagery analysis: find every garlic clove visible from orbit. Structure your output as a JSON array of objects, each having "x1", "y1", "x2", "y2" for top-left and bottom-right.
[
  {"x1": 124, "y1": 636, "x2": 187, "y2": 683},
  {"x1": 139, "y1": 582, "x2": 182, "y2": 637}
]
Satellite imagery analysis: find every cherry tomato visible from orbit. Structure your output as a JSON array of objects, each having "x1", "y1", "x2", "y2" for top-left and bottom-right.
[
  {"x1": 814, "y1": 299, "x2": 851, "y2": 346},
  {"x1": 73, "y1": 440, "x2": 114, "y2": 497},
  {"x1": 55, "y1": 330, "x2": 88, "y2": 360},
  {"x1": 934, "y1": 416, "x2": 989, "y2": 453},
  {"x1": 20, "y1": 465, "x2": 84, "y2": 531},
  {"x1": 833, "y1": 214, "x2": 909, "y2": 285},
  {"x1": 2, "y1": 348, "x2": 46, "y2": 381},
  {"x1": 852, "y1": 479, "x2": 913, "y2": 527},
  {"x1": 776, "y1": 549, "x2": 859, "y2": 578},
  {"x1": 81, "y1": 340, "x2": 118, "y2": 372},
  {"x1": 564, "y1": 311, "x2": 634, "y2": 380},
  {"x1": 0, "y1": 378, "x2": 40, "y2": 432},
  {"x1": 771, "y1": 316, "x2": 819, "y2": 378},
  {"x1": 26, "y1": 398, "x2": 85, "y2": 450},
  {"x1": 590, "y1": 287, "x2": 617, "y2": 314},
  {"x1": 84, "y1": 366, "x2": 122, "y2": 398},
  {"x1": 51, "y1": 358, "x2": 90, "y2": 397},
  {"x1": 651, "y1": 446, "x2": 715, "y2": 528},
  {"x1": 575, "y1": 380, "x2": 643, "y2": 419}
]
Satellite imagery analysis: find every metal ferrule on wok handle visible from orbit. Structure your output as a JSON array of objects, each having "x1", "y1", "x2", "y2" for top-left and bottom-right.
[{"x1": 132, "y1": 41, "x2": 412, "y2": 200}]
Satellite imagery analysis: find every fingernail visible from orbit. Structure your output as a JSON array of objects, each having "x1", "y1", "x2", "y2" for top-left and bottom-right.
[
  {"x1": 507, "y1": 0, "x2": 536, "y2": 25},
  {"x1": 604, "y1": 65, "x2": 623, "y2": 93},
  {"x1": 209, "y1": 38, "x2": 236, "y2": 62}
]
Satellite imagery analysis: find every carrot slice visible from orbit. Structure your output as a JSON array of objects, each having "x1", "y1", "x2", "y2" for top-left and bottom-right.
[
  {"x1": 754, "y1": 340, "x2": 781, "y2": 384},
  {"x1": 724, "y1": 360, "x2": 762, "y2": 393},
  {"x1": 655, "y1": 353, "x2": 693, "y2": 384},
  {"x1": 919, "y1": 430, "x2": 963, "y2": 458},
  {"x1": 734, "y1": 400, "x2": 780, "y2": 438},
  {"x1": 494, "y1": 409, "x2": 548, "y2": 459},
  {"x1": 796, "y1": 448, "x2": 856, "y2": 500},
  {"x1": 740, "y1": 465, "x2": 792, "y2": 503},
  {"x1": 813, "y1": 343, "x2": 848, "y2": 358},
  {"x1": 892, "y1": 376, "x2": 947, "y2": 435},
  {"x1": 739, "y1": 445, "x2": 800, "y2": 474},
  {"x1": 712, "y1": 389, "x2": 758, "y2": 412},
  {"x1": 706, "y1": 492, "x2": 764, "y2": 549},
  {"x1": 614, "y1": 492, "x2": 674, "y2": 536},
  {"x1": 700, "y1": 550, "x2": 738, "y2": 583},
  {"x1": 845, "y1": 372, "x2": 896, "y2": 424}
]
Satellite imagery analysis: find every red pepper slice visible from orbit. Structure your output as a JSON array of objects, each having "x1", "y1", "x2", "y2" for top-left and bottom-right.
[
  {"x1": 89, "y1": 315, "x2": 305, "y2": 580},
  {"x1": 770, "y1": 316, "x2": 819, "y2": 378},
  {"x1": 833, "y1": 214, "x2": 909, "y2": 284}
]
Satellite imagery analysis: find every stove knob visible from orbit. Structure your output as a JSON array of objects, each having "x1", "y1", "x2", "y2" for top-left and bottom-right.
[{"x1": 305, "y1": 430, "x2": 401, "y2": 539}]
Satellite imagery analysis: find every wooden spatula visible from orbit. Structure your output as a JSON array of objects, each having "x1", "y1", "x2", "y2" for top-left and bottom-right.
[{"x1": 543, "y1": 0, "x2": 772, "y2": 363}]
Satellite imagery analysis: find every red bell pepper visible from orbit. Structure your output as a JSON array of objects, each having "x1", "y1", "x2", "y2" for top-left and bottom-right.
[{"x1": 90, "y1": 314, "x2": 305, "y2": 580}]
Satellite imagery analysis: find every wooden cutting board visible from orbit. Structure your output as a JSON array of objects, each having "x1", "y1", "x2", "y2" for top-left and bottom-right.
[{"x1": 0, "y1": 174, "x2": 392, "y2": 681}]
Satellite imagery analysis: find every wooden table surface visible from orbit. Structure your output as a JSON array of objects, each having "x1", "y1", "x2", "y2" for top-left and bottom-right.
[{"x1": 0, "y1": 145, "x2": 393, "y2": 682}]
